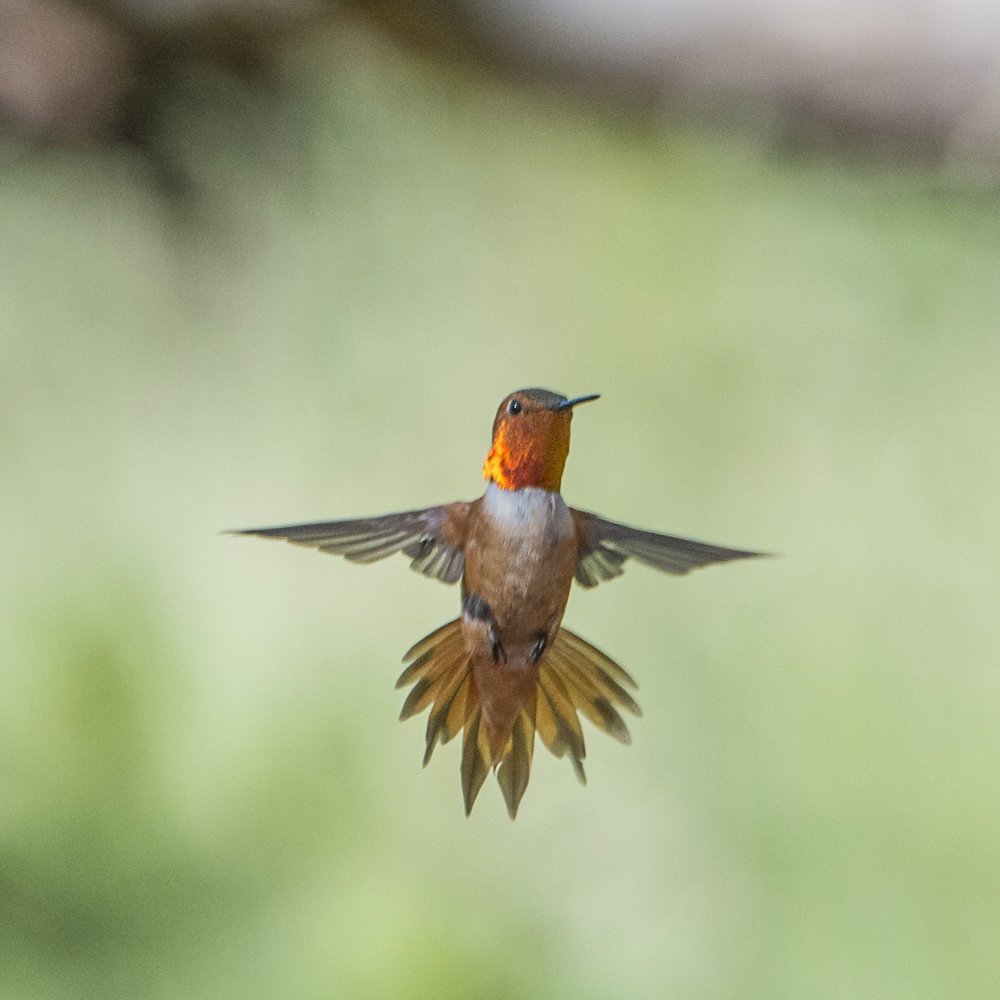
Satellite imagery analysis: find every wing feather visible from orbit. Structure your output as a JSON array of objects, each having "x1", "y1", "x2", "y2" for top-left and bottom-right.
[
  {"x1": 233, "y1": 502, "x2": 472, "y2": 585},
  {"x1": 571, "y1": 508, "x2": 768, "y2": 588}
]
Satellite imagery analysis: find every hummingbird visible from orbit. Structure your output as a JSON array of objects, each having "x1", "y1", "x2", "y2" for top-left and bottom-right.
[{"x1": 236, "y1": 389, "x2": 766, "y2": 818}]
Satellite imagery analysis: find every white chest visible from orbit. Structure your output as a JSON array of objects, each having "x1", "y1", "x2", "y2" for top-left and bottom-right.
[{"x1": 481, "y1": 481, "x2": 574, "y2": 547}]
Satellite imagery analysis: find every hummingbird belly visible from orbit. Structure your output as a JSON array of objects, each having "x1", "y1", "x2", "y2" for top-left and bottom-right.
[{"x1": 463, "y1": 482, "x2": 577, "y2": 658}]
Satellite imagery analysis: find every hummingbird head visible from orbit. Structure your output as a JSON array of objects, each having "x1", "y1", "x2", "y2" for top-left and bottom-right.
[{"x1": 483, "y1": 388, "x2": 599, "y2": 492}]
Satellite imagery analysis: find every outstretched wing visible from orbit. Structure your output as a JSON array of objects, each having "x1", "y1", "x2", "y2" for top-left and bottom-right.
[
  {"x1": 234, "y1": 502, "x2": 471, "y2": 584},
  {"x1": 570, "y1": 508, "x2": 768, "y2": 588}
]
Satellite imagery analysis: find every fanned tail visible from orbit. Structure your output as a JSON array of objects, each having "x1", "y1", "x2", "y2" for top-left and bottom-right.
[
  {"x1": 397, "y1": 621, "x2": 641, "y2": 820},
  {"x1": 535, "y1": 626, "x2": 641, "y2": 787},
  {"x1": 398, "y1": 619, "x2": 471, "y2": 766},
  {"x1": 397, "y1": 621, "x2": 492, "y2": 816}
]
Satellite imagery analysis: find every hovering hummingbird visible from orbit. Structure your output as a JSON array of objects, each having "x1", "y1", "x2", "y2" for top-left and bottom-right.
[{"x1": 236, "y1": 389, "x2": 766, "y2": 818}]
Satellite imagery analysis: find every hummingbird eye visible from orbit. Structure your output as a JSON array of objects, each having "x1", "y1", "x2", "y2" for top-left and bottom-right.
[{"x1": 508, "y1": 399, "x2": 522, "y2": 415}]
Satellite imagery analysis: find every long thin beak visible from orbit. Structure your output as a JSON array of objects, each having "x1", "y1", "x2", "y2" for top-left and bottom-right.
[{"x1": 556, "y1": 394, "x2": 600, "y2": 410}]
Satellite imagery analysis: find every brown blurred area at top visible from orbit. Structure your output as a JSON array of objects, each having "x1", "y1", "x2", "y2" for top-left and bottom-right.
[
  {"x1": 2, "y1": 0, "x2": 998, "y2": 177},
  {"x1": 0, "y1": 0, "x2": 130, "y2": 141},
  {"x1": 0, "y1": 0, "x2": 473, "y2": 142}
]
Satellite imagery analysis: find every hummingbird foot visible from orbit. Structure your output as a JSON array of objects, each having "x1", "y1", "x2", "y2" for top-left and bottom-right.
[
  {"x1": 462, "y1": 592, "x2": 506, "y2": 665},
  {"x1": 529, "y1": 633, "x2": 547, "y2": 664}
]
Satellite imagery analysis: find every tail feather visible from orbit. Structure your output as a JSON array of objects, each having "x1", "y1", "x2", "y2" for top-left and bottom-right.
[
  {"x1": 442, "y1": 673, "x2": 471, "y2": 742},
  {"x1": 537, "y1": 665, "x2": 587, "y2": 760},
  {"x1": 397, "y1": 619, "x2": 641, "y2": 818},
  {"x1": 461, "y1": 694, "x2": 492, "y2": 816},
  {"x1": 399, "y1": 646, "x2": 465, "y2": 721},
  {"x1": 423, "y1": 668, "x2": 471, "y2": 766},
  {"x1": 401, "y1": 618, "x2": 464, "y2": 664},
  {"x1": 537, "y1": 668, "x2": 587, "y2": 786},
  {"x1": 394, "y1": 649, "x2": 435, "y2": 691},
  {"x1": 395, "y1": 643, "x2": 460, "y2": 692},
  {"x1": 556, "y1": 649, "x2": 642, "y2": 718},
  {"x1": 496, "y1": 706, "x2": 536, "y2": 819},
  {"x1": 550, "y1": 649, "x2": 631, "y2": 746},
  {"x1": 557, "y1": 628, "x2": 639, "y2": 690},
  {"x1": 535, "y1": 686, "x2": 565, "y2": 757}
]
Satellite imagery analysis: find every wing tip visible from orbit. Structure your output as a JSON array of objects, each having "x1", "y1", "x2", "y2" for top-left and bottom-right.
[
  {"x1": 673, "y1": 546, "x2": 776, "y2": 575},
  {"x1": 726, "y1": 548, "x2": 777, "y2": 565},
  {"x1": 224, "y1": 526, "x2": 298, "y2": 541}
]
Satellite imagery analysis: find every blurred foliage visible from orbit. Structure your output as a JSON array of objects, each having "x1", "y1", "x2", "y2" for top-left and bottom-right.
[{"x1": 2, "y1": 21, "x2": 1000, "y2": 1000}]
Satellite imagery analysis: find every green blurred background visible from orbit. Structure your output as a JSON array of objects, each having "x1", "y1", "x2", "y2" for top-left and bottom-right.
[{"x1": 3, "y1": 18, "x2": 1000, "y2": 1000}]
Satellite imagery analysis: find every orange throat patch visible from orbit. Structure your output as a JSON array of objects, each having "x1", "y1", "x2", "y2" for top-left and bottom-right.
[{"x1": 482, "y1": 421, "x2": 569, "y2": 492}]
